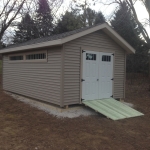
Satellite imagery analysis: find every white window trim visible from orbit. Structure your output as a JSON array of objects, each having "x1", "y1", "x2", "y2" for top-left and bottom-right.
[{"x1": 9, "y1": 50, "x2": 48, "y2": 63}]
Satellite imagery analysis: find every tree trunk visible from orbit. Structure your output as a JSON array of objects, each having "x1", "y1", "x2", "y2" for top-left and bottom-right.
[{"x1": 149, "y1": 55, "x2": 150, "y2": 78}]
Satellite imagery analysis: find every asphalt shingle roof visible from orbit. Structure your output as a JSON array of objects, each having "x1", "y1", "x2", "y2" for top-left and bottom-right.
[{"x1": 2, "y1": 24, "x2": 103, "y2": 50}]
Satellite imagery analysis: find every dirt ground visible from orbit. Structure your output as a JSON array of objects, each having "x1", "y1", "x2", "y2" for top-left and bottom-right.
[{"x1": 0, "y1": 75, "x2": 150, "y2": 150}]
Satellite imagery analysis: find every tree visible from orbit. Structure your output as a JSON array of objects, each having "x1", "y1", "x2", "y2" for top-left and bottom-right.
[
  {"x1": 111, "y1": 1, "x2": 149, "y2": 73},
  {"x1": 81, "y1": 8, "x2": 105, "y2": 26},
  {"x1": 72, "y1": 1, "x2": 105, "y2": 27},
  {"x1": 101, "y1": 0, "x2": 150, "y2": 48},
  {"x1": 111, "y1": 2, "x2": 141, "y2": 50},
  {"x1": 81, "y1": 7, "x2": 97, "y2": 26},
  {"x1": 13, "y1": 13, "x2": 38, "y2": 44},
  {"x1": 53, "y1": 11, "x2": 83, "y2": 34},
  {"x1": 94, "y1": 11, "x2": 106, "y2": 25},
  {"x1": 35, "y1": 0, "x2": 53, "y2": 37},
  {"x1": 0, "y1": 0, "x2": 26, "y2": 45}
]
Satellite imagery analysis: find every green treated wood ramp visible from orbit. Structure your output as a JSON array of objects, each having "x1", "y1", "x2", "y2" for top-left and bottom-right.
[{"x1": 82, "y1": 98, "x2": 144, "y2": 120}]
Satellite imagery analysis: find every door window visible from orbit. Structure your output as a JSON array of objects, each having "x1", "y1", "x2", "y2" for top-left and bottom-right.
[
  {"x1": 86, "y1": 53, "x2": 96, "y2": 60},
  {"x1": 102, "y1": 55, "x2": 111, "y2": 62}
]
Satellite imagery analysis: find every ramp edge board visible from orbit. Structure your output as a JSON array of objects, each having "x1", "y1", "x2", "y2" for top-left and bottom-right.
[{"x1": 82, "y1": 98, "x2": 144, "y2": 120}]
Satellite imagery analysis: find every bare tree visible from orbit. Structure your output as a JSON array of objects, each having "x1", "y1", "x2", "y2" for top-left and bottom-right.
[
  {"x1": 0, "y1": 0, "x2": 27, "y2": 46},
  {"x1": 0, "y1": 0, "x2": 65, "y2": 47},
  {"x1": 97, "y1": 0, "x2": 150, "y2": 48}
]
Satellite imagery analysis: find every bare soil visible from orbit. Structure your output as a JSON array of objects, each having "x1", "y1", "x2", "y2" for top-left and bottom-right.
[{"x1": 0, "y1": 75, "x2": 150, "y2": 150}]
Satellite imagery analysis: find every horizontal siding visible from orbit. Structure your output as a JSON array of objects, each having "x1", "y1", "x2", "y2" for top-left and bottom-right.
[
  {"x1": 3, "y1": 47, "x2": 62, "y2": 105},
  {"x1": 63, "y1": 31, "x2": 125, "y2": 105}
]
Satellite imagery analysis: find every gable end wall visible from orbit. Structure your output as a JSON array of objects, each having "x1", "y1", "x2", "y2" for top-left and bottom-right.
[{"x1": 63, "y1": 30, "x2": 126, "y2": 105}]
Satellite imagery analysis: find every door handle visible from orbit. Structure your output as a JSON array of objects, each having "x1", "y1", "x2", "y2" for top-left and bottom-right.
[{"x1": 97, "y1": 79, "x2": 99, "y2": 81}]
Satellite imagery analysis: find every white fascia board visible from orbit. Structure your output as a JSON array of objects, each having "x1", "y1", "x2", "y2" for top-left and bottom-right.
[{"x1": 0, "y1": 39, "x2": 62, "y2": 54}]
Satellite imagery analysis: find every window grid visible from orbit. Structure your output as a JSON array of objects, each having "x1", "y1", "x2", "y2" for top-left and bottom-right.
[
  {"x1": 86, "y1": 53, "x2": 96, "y2": 60},
  {"x1": 26, "y1": 53, "x2": 46, "y2": 60},
  {"x1": 102, "y1": 55, "x2": 111, "y2": 62},
  {"x1": 10, "y1": 55, "x2": 23, "y2": 61}
]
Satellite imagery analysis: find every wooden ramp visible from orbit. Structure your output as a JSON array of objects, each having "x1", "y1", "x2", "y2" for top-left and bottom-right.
[{"x1": 82, "y1": 98, "x2": 144, "y2": 120}]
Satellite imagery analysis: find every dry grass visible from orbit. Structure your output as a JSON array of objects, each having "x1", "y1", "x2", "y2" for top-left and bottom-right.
[{"x1": 0, "y1": 75, "x2": 150, "y2": 150}]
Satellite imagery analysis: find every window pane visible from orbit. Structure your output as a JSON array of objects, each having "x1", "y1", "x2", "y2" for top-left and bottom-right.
[
  {"x1": 102, "y1": 55, "x2": 111, "y2": 62},
  {"x1": 10, "y1": 55, "x2": 23, "y2": 61},
  {"x1": 86, "y1": 53, "x2": 96, "y2": 61},
  {"x1": 25, "y1": 53, "x2": 46, "y2": 60}
]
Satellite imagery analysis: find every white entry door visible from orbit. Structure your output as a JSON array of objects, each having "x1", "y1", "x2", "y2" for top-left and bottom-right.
[
  {"x1": 99, "y1": 52, "x2": 113, "y2": 99},
  {"x1": 82, "y1": 50, "x2": 113, "y2": 101},
  {"x1": 82, "y1": 51, "x2": 99, "y2": 101}
]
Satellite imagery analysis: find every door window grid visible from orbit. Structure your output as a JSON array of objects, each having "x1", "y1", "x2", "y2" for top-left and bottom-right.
[
  {"x1": 86, "y1": 53, "x2": 96, "y2": 60},
  {"x1": 102, "y1": 55, "x2": 111, "y2": 62}
]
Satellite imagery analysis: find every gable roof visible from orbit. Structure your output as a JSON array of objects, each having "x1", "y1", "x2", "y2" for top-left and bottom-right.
[{"x1": 0, "y1": 23, "x2": 135, "y2": 54}]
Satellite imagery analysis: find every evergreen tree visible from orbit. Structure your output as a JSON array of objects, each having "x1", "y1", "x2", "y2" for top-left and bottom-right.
[
  {"x1": 94, "y1": 11, "x2": 106, "y2": 25},
  {"x1": 13, "y1": 13, "x2": 38, "y2": 44},
  {"x1": 53, "y1": 11, "x2": 83, "y2": 34},
  {"x1": 111, "y1": 1, "x2": 149, "y2": 73},
  {"x1": 35, "y1": 0, "x2": 53, "y2": 37},
  {"x1": 111, "y1": 2, "x2": 141, "y2": 50}
]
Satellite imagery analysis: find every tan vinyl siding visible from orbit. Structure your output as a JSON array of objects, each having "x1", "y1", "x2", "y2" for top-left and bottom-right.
[
  {"x1": 63, "y1": 31, "x2": 125, "y2": 105},
  {"x1": 3, "y1": 47, "x2": 62, "y2": 106}
]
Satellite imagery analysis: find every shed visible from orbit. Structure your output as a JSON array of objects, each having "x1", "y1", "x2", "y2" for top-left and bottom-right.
[{"x1": 0, "y1": 23, "x2": 135, "y2": 107}]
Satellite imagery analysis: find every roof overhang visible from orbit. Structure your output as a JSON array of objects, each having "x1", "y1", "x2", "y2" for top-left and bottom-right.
[{"x1": 0, "y1": 23, "x2": 135, "y2": 54}]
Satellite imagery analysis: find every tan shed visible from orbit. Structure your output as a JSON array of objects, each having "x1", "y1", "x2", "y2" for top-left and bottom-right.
[{"x1": 0, "y1": 23, "x2": 135, "y2": 107}]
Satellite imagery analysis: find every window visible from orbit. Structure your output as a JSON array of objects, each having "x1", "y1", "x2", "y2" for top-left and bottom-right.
[
  {"x1": 102, "y1": 55, "x2": 111, "y2": 62},
  {"x1": 9, "y1": 51, "x2": 47, "y2": 63},
  {"x1": 26, "y1": 53, "x2": 46, "y2": 60},
  {"x1": 10, "y1": 55, "x2": 23, "y2": 61},
  {"x1": 86, "y1": 53, "x2": 96, "y2": 60}
]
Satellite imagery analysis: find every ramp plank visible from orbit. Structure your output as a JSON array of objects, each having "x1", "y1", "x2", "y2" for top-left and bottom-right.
[
  {"x1": 82, "y1": 98, "x2": 144, "y2": 120},
  {"x1": 85, "y1": 100, "x2": 126, "y2": 120},
  {"x1": 105, "y1": 99, "x2": 144, "y2": 117}
]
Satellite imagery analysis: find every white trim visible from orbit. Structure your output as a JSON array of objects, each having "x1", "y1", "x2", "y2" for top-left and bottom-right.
[{"x1": 0, "y1": 23, "x2": 135, "y2": 54}]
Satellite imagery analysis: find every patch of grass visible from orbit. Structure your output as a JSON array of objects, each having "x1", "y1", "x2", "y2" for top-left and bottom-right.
[{"x1": 0, "y1": 60, "x2": 2, "y2": 74}]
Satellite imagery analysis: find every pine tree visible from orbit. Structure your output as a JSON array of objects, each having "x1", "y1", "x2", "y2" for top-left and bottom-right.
[
  {"x1": 35, "y1": 0, "x2": 53, "y2": 37},
  {"x1": 94, "y1": 11, "x2": 106, "y2": 25},
  {"x1": 111, "y1": 1, "x2": 149, "y2": 73},
  {"x1": 13, "y1": 13, "x2": 38, "y2": 44},
  {"x1": 111, "y1": 2, "x2": 141, "y2": 50},
  {"x1": 53, "y1": 11, "x2": 83, "y2": 34}
]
